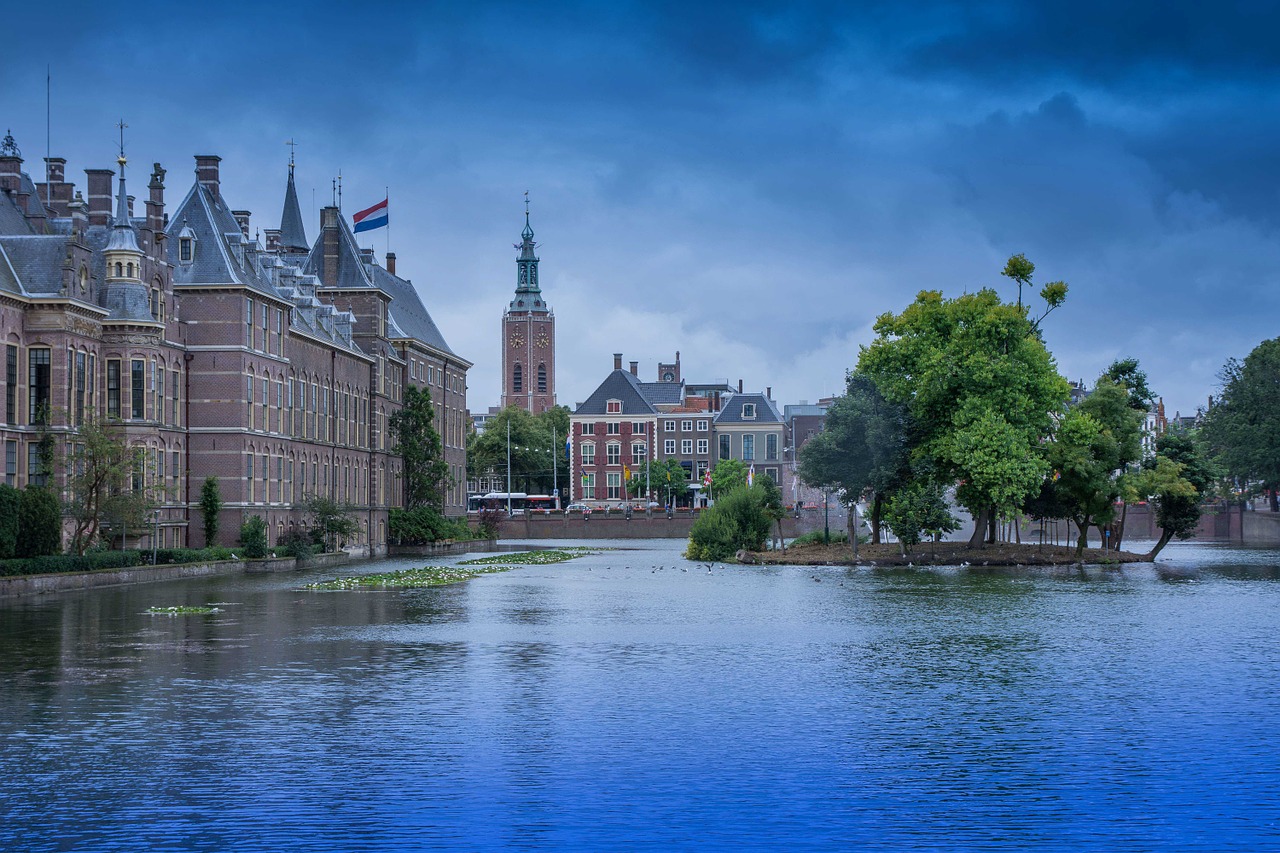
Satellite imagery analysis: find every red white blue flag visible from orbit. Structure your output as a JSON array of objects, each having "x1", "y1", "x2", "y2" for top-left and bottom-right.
[{"x1": 353, "y1": 198, "x2": 388, "y2": 233}]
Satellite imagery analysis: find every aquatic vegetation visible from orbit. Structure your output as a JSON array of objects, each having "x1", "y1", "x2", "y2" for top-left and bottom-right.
[
  {"x1": 459, "y1": 549, "x2": 598, "y2": 566},
  {"x1": 303, "y1": 565, "x2": 513, "y2": 590},
  {"x1": 147, "y1": 605, "x2": 221, "y2": 615}
]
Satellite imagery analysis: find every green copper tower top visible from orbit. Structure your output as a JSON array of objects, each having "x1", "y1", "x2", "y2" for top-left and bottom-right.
[{"x1": 511, "y1": 191, "x2": 544, "y2": 311}]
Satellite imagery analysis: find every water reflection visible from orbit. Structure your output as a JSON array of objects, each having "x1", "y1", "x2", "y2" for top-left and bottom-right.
[{"x1": 2, "y1": 541, "x2": 1279, "y2": 851}]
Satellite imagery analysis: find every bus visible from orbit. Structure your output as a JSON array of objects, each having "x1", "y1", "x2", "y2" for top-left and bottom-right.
[{"x1": 467, "y1": 493, "x2": 560, "y2": 514}]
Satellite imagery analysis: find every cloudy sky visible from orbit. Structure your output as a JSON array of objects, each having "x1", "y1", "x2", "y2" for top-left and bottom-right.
[{"x1": 5, "y1": 1, "x2": 1278, "y2": 417}]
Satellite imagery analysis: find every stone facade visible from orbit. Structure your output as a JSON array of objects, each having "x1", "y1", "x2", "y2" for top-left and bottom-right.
[{"x1": 0, "y1": 133, "x2": 469, "y2": 555}]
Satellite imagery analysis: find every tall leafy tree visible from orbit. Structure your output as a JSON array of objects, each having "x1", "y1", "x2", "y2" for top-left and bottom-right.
[
  {"x1": 391, "y1": 386, "x2": 451, "y2": 511},
  {"x1": 467, "y1": 406, "x2": 563, "y2": 496},
  {"x1": 200, "y1": 477, "x2": 222, "y2": 547},
  {"x1": 1201, "y1": 338, "x2": 1280, "y2": 510},
  {"x1": 796, "y1": 371, "x2": 910, "y2": 543},
  {"x1": 65, "y1": 416, "x2": 145, "y2": 555},
  {"x1": 1135, "y1": 428, "x2": 1213, "y2": 559},
  {"x1": 860, "y1": 277, "x2": 1069, "y2": 546}
]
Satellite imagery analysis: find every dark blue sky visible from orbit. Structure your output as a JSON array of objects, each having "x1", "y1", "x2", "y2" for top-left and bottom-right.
[{"x1": 6, "y1": 0, "x2": 1279, "y2": 416}]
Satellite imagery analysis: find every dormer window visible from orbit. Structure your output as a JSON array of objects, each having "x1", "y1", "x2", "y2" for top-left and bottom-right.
[
  {"x1": 742, "y1": 403, "x2": 756, "y2": 420},
  {"x1": 606, "y1": 399, "x2": 622, "y2": 414},
  {"x1": 177, "y1": 225, "x2": 196, "y2": 264}
]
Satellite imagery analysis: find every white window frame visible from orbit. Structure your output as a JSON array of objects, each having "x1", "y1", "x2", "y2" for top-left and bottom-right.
[
  {"x1": 697, "y1": 438, "x2": 709, "y2": 455},
  {"x1": 664, "y1": 439, "x2": 676, "y2": 455}
]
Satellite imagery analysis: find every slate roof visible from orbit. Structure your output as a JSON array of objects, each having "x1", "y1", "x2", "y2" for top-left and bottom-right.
[
  {"x1": 0, "y1": 189, "x2": 35, "y2": 235},
  {"x1": 83, "y1": 223, "x2": 155, "y2": 322},
  {"x1": 303, "y1": 211, "x2": 373, "y2": 290},
  {"x1": 278, "y1": 169, "x2": 308, "y2": 252},
  {"x1": 0, "y1": 241, "x2": 25, "y2": 295},
  {"x1": 0, "y1": 235, "x2": 67, "y2": 294},
  {"x1": 166, "y1": 181, "x2": 282, "y2": 298},
  {"x1": 638, "y1": 381, "x2": 685, "y2": 408},
  {"x1": 574, "y1": 369, "x2": 658, "y2": 417},
  {"x1": 714, "y1": 392, "x2": 783, "y2": 425}
]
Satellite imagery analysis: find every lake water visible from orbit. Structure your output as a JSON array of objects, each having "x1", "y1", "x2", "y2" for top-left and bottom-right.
[{"x1": 2, "y1": 540, "x2": 1279, "y2": 852}]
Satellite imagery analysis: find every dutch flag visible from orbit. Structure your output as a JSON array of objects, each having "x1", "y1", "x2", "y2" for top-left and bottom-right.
[{"x1": 353, "y1": 198, "x2": 389, "y2": 233}]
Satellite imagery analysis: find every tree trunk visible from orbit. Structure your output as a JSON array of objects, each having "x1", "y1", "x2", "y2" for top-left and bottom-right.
[
  {"x1": 1074, "y1": 516, "x2": 1091, "y2": 557},
  {"x1": 1014, "y1": 512, "x2": 1022, "y2": 544},
  {"x1": 1271, "y1": 488, "x2": 1278, "y2": 512},
  {"x1": 846, "y1": 507, "x2": 858, "y2": 561},
  {"x1": 1115, "y1": 502, "x2": 1128, "y2": 551},
  {"x1": 969, "y1": 506, "x2": 990, "y2": 547},
  {"x1": 987, "y1": 508, "x2": 997, "y2": 544},
  {"x1": 1145, "y1": 528, "x2": 1175, "y2": 560},
  {"x1": 870, "y1": 492, "x2": 883, "y2": 544}
]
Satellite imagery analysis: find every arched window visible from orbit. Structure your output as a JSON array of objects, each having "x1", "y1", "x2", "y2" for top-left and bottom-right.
[
  {"x1": 126, "y1": 262, "x2": 134, "y2": 278},
  {"x1": 537, "y1": 363, "x2": 547, "y2": 393},
  {"x1": 513, "y1": 363, "x2": 523, "y2": 393},
  {"x1": 114, "y1": 262, "x2": 123, "y2": 277}
]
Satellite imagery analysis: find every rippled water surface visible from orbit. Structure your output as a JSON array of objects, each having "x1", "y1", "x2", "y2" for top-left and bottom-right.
[{"x1": 3, "y1": 540, "x2": 1280, "y2": 851}]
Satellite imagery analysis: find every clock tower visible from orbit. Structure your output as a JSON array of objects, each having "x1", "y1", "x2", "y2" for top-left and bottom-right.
[{"x1": 501, "y1": 199, "x2": 556, "y2": 413}]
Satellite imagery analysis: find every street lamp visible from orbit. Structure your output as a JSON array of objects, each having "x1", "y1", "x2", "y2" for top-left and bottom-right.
[{"x1": 151, "y1": 509, "x2": 161, "y2": 565}]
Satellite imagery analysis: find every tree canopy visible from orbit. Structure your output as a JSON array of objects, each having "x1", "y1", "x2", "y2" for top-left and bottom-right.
[
  {"x1": 467, "y1": 405, "x2": 571, "y2": 499},
  {"x1": 1201, "y1": 338, "x2": 1280, "y2": 505},
  {"x1": 390, "y1": 386, "x2": 451, "y2": 512}
]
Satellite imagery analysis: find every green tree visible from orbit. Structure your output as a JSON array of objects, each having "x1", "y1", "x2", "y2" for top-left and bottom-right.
[
  {"x1": 1136, "y1": 428, "x2": 1215, "y2": 559},
  {"x1": 1037, "y1": 379, "x2": 1144, "y2": 555},
  {"x1": 65, "y1": 417, "x2": 151, "y2": 554},
  {"x1": 239, "y1": 515, "x2": 267, "y2": 558},
  {"x1": 686, "y1": 487, "x2": 771, "y2": 561},
  {"x1": 467, "y1": 406, "x2": 564, "y2": 496},
  {"x1": 860, "y1": 276, "x2": 1069, "y2": 546},
  {"x1": 1101, "y1": 358, "x2": 1157, "y2": 413},
  {"x1": 17, "y1": 487, "x2": 61, "y2": 557},
  {"x1": 200, "y1": 477, "x2": 223, "y2": 547},
  {"x1": 648, "y1": 457, "x2": 692, "y2": 506},
  {"x1": 299, "y1": 494, "x2": 359, "y2": 552},
  {"x1": 707, "y1": 459, "x2": 748, "y2": 499},
  {"x1": 1201, "y1": 338, "x2": 1280, "y2": 510},
  {"x1": 796, "y1": 371, "x2": 910, "y2": 543},
  {"x1": 883, "y1": 477, "x2": 959, "y2": 556},
  {"x1": 756, "y1": 474, "x2": 787, "y2": 551},
  {"x1": 391, "y1": 386, "x2": 451, "y2": 511}
]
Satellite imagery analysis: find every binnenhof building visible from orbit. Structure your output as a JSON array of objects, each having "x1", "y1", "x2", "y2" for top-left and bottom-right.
[{"x1": 0, "y1": 131, "x2": 470, "y2": 555}]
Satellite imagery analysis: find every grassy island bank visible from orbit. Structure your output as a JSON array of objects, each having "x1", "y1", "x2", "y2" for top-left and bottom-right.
[{"x1": 754, "y1": 541, "x2": 1148, "y2": 568}]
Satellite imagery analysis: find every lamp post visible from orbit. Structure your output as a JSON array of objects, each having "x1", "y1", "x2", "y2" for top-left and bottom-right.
[
  {"x1": 151, "y1": 509, "x2": 160, "y2": 565},
  {"x1": 823, "y1": 490, "x2": 830, "y2": 545},
  {"x1": 506, "y1": 420, "x2": 512, "y2": 517}
]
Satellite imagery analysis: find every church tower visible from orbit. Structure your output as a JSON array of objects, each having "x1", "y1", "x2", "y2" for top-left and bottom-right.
[{"x1": 501, "y1": 199, "x2": 555, "y2": 413}]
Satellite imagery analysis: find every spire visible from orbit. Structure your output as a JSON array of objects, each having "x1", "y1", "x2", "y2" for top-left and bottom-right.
[
  {"x1": 106, "y1": 122, "x2": 141, "y2": 254},
  {"x1": 510, "y1": 193, "x2": 544, "y2": 311},
  {"x1": 279, "y1": 161, "x2": 309, "y2": 252}
]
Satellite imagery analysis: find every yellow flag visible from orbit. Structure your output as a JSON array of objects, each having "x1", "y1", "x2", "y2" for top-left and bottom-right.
[{"x1": 624, "y1": 466, "x2": 631, "y2": 480}]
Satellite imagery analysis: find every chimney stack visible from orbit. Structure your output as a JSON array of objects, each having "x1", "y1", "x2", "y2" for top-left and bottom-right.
[
  {"x1": 630, "y1": 361, "x2": 638, "y2": 376},
  {"x1": 146, "y1": 163, "x2": 166, "y2": 237},
  {"x1": 194, "y1": 155, "x2": 221, "y2": 196},
  {"x1": 766, "y1": 386, "x2": 772, "y2": 400},
  {"x1": 386, "y1": 252, "x2": 396, "y2": 275},
  {"x1": 614, "y1": 353, "x2": 623, "y2": 371},
  {"x1": 127, "y1": 195, "x2": 135, "y2": 218},
  {"x1": 85, "y1": 168, "x2": 114, "y2": 226},
  {"x1": 232, "y1": 210, "x2": 251, "y2": 238},
  {"x1": 45, "y1": 158, "x2": 65, "y2": 183},
  {"x1": 264, "y1": 229, "x2": 281, "y2": 252},
  {"x1": 738, "y1": 379, "x2": 744, "y2": 393},
  {"x1": 320, "y1": 207, "x2": 340, "y2": 287}
]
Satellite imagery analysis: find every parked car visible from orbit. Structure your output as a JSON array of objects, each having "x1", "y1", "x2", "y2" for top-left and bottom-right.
[{"x1": 565, "y1": 503, "x2": 592, "y2": 515}]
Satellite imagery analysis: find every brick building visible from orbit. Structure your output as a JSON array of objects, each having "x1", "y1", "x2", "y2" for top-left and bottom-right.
[
  {"x1": 500, "y1": 205, "x2": 555, "y2": 413},
  {"x1": 0, "y1": 132, "x2": 469, "y2": 555}
]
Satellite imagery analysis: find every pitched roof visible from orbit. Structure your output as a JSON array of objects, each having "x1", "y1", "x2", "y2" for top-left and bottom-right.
[
  {"x1": 638, "y1": 381, "x2": 685, "y2": 408},
  {"x1": 0, "y1": 188, "x2": 35, "y2": 235},
  {"x1": 278, "y1": 169, "x2": 308, "y2": 252},
  {"x1": 0, "y1": 235, "x2": 67, "y2": 294},
  {"x1": 166, "y1": 181, "x2": 282, "y2": 298},
  {"x1": 574, "y1": 369, "x2": 658, "y2": 417},
  {"x1": 714, "y1": 392, "x2": 783, "y2": 425}
]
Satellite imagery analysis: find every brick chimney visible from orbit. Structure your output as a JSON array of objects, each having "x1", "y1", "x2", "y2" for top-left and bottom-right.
[
  {"x1": 232, "y1": 210, "x2": 251, "y2": 238},
  {"x1": 146, "y1": 163, "x2": 166, "y2": 237},
  {"x1": 738, "y1": 379, "x2": 744, "y2": 393},
  {"x1": 0, "y1": 153, "x2": 20, "y2": 194},
  {"x1": 613, "y1": 353, "x2": 623, "y2": 371},
  {"x1": 38, "y1": 157, "x2": 71, "y2": 217},
  {"x1": 85, "y1": 168, "x2": 114, "y2": 226},
  {"x1": 766, "y1": 386, "x2": 772, "y2": 399},
  {"x1": 195, "y1": 155, "x2": 221, "y2": 196},
  {"x1": 386, "y1": 252, "x2": 396, "y2": 275},
  {"x1": 319, "y1": 207, "x2": 340, "y2": 287},
  {"x1": 630, "y1": 361, "x2": 638, "y2": 376},
  {"x1": 264, "y1": 229, "x2": 281, "y2": 252}
]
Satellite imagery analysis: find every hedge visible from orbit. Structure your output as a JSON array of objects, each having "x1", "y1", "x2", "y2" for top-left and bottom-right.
[{"x1": 0, "y1": 547, "x2": 242, "y2": 577}]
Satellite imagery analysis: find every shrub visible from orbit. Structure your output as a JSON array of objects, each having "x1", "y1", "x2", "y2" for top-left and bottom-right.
[
  {"x1": 276, "y1": 529, "x2": 318, "y2": 559},
  {"x1": 790, "y1": 530, "x2": 855, "y2": 547},
  {"x1": 0, "y1": 483, "x2": 19, "y2": 559},
  {"x1": 17, "y1": 487, "x2": 62, "y2": 557},
  {"x1": 687, "y1": 488, "x2": 771, "y2": 561},
  {"x1": 390, "y1": 506, "x2": 476, "y2": 544},
  {"x1": 475, "y1": 508, "x2": 505, "y2": 540},
  {"x1": 0, "y1": 550, "x2": 143, "y2": 577},
  {"x1": 239, "y1": 516, "x2": 268, "y2": 558},
  {"x1": 148, "y1": 547, "x2": 238, "y2": 565}
]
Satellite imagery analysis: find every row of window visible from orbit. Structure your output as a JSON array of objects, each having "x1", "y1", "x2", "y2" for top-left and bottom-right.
[
  {"x1": 575, "y1": 433, "x2": 779, "y2": 463},
  {"x1": 581, "y1": 422, "x2": 648, "y2": 435},
  {"x1": 511, "y1": 362, "x2": 548, "y2": 394},
  {"x1": 4, "y1": 438, "x2": 183, "y2": 501},
  {"x1": 246, "y1": 297, "x2": 287, "y2": 356},
  {"x1": 243, "y1": 450, "x2": 396, "y2": 508},
  {"x1": 662, "y1": 419, "x2": 710, "y2": 433},
  {"x1": 578, "y1": 464, "x2": 780, "y2": 500},
  {"x1": 1, "y1": 346, "x2": 183, "y2": 427},
  {"x1": 579, "y1": 442, "x2": 650, "y2": 468}
]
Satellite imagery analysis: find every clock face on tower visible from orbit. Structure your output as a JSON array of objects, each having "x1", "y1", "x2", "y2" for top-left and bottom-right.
[
  {"x1": 536, "y1": 333, "x2": 549, "y2": 348},
  {"x1": 509, "y1": 333, "x2": 524, "y2": 347},
  {"x1": 663, "y1": 372, "x2": 674, "y2": 382}
]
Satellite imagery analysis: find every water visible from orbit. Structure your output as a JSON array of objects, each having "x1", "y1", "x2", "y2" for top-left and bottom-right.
[{"x1": 2, "y1": 540, "x2": 1279, "y2": 851}]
